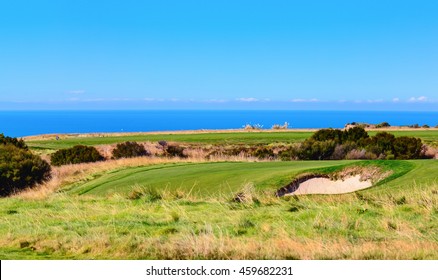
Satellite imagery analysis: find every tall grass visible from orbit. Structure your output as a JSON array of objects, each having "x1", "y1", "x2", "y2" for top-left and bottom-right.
[{"x1": 1, "y1": 180, "x2": 437, "y2": 259}]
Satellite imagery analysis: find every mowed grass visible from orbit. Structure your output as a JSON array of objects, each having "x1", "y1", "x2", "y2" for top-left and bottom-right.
[
  {"x1": 65, "y1": 161, "x2": 351, "y2": 197},
  {"x1": 26, "y1": 131, "x2": 313, "y2": 151},
  {"x1": 65, "y1": 160, "x2": 424, "y2": 198},
  {"x1": 25, "y1": 129, "x2": 438, "y2": 153}
]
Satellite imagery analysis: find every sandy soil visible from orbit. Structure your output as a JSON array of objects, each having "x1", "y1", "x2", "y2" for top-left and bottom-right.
[{"x1": 288, "y1": 175, "x2": 372, "y2": 195}]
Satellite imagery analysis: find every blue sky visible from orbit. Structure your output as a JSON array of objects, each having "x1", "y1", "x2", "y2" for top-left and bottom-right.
[{"x1": 0, "y1": 0, "x2": 437, "y2": 110}]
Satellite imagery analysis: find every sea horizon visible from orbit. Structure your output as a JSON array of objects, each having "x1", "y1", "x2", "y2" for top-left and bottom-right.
[{"x1": 2, "y1": 110, "x2": 438, "y2": 138}]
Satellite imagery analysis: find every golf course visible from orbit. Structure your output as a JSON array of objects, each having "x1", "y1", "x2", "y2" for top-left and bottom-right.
[{"x1": 0, "y1": 129, "x2": 437, "y2": 259}]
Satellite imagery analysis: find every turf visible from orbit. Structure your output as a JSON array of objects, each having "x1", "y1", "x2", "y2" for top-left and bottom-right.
[
  {"x1": 66, "y1": 161, "x2": 351, "y2": 197},
  {"x1": 26, "y1": 131, "x2": 313, "y2": 151},
  {"x1": 26, "y1": 130, "x2": 438, "y2": 152},
  {"x1": 63, "y1": 160, "x2": 431, "y2": 198}
]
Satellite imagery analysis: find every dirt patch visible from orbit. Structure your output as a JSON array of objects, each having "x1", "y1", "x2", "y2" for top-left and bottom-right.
[{"x1": 277, "y1": 166, "x2": 392, "y2": 196}]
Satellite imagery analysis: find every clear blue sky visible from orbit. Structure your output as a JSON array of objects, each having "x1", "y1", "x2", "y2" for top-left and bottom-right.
[{"x1": 1, "y1": 0, "x2": 437, "y2": 110}]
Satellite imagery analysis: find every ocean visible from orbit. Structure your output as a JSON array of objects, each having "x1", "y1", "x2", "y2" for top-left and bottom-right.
[{"x1": 1, "y1": 110, "x2": 437, "y2": 137}]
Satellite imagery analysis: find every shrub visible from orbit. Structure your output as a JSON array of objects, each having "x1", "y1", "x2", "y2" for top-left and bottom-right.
[
  {"x1": 310, "y1": 129, "x2": 343, "y2": 144},
  {"x1": 295, "y1": 139, "x2": 337, "y2": 160},
  {"x1": 165, "y1": 145, "x2": 187, "y2": 158},
  {"x1": 365, "y1": 132, "x2": 396, "y2": 157},
  {"x1": 343, "y1": 127, "x2": 369, "y2": 143},
  {"x1": 51, "y1": 145, "x2": 104, "y2": 166},
  {"x1": 298, "y1": 128, "x2": 424, "y2": 160},
  {"x1": 0, "y1": 133, "x2": 28, "y2": 150},
  {"x1": 346, "y1": 149, "x2": 368, "y2": 160},
  {"x1": 278, "y1": 145, "x2": 299, "y2": 161},
  {"x1": 331, "y1": 143, "x2": 356, "y2": 160},
  {"x1": 0, "y1": 144, "x2": 51, "y2": 196},
  {"x1": 393, "y1": 137, "x2": 424, "y2": 159},
  {"x1": 422, "y1": 124, "x2": 430, "y2": 128},
  {"x1": 112, "y1": 141, "x2": 150, "y2": 159},
  {"x1": 375, "y1": 122, "x2": 391, "y2": 128},
  {"x1": 158, "y1": 140, "x2": 168, "y2": 148},
  {"x1": 252, "y1": 147, "x2": 275, "y2": 159}
]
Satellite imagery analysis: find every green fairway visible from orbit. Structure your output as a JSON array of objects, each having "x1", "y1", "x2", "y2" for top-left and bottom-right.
[
  {"x1": 66, "y1": 161, "x2": 349, "y2": 197},
  {"x1": 64, "y1": 160, "x2": 433, "y2": 198},
  {"x1": 26, "y1": 130, "x2": 438, "y2": 152},
  {"x1": 26, "y1": 131, "x2": 312, "y2": 151},
  {"x1": 365, "y1": 159, "x2": 438, "y2": 194}
]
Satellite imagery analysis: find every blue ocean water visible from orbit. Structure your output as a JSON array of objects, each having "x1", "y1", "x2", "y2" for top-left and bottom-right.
[{"x1": 1, "y1": 110, "x2": 437, "y2": 137}]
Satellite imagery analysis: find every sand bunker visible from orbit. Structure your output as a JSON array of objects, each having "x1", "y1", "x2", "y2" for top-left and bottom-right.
[
  {"x1": 287, "y1": 175, "x2": 372, "y2": 195},
  {"x1": 276, "y1": 166, "x2": 391, "y2": 196}
]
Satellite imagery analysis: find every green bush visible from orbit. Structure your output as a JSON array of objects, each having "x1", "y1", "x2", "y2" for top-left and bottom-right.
[
  {"x1": 252, "y1": 147, "x2": 275, "y2": 159},
  {"x1": 343, "y1": 127, "x2": 369, "y2": 143},
  {"x1": 0, "y1": 133, "x2": 28, "y2": 150},
  {"x1": 375, "y1": 122, "x2": 391, "y2": 128},
  {"x1": 393, "y1": 137, "x2": 424, "y2": 159},
  {"x1": 331, "y1": 142, "x2": 358, "y2": 160},
  {"x1": 365, "y1": 132, "x2": 396, "y2": 157},
  {"x1": 0, "y1": 144, "x2": 51, "y2": 196},
  {"x1": 310, "y1": 129, "x2": 343, "y2": 144},
  {"x1": 165, "y1": 145, "x2": 187, "y2": 158},
  {"x1": 112, "y1": 141, "x2": 150, "y2": 159},
  {"x1": 51, "y1": 145, "x2": 104, "y2": 166},
  {"x1": 295, "y1": 139, "x2": 337, "y2": 160},
  {"x1": 290, "y1": 128, "x2": 425, "y2": 160}
]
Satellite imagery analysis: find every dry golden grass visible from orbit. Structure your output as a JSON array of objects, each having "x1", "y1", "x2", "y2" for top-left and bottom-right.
[
  {"x1": 2, "y1": 180, "x2": 437, "y2": 260},
  {"x1": 3, "y1": 228, "x2": 436, "y2": 259}
]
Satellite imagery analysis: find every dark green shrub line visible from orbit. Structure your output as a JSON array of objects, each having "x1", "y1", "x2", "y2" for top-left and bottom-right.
[
  {"x1": 0, "y1": 133, "x2": 28, "y2": 150},
  {"x1": 51, "y1": 145, "x2": 104, "y2": 166},
  {"x1": 112, "y1": 141, "x2": 150, "y2": 159},
  {"x1": 279, "y1": 127, "x2": 427, "y2": 160}
]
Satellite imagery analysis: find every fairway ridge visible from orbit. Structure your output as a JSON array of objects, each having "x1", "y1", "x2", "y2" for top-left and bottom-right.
[
  {"x1": 65, "y1": 160, "x2": 413, "y2": 198},
  {"x1": 66, "y1": 161, "x2": 350, "y2": 197}
]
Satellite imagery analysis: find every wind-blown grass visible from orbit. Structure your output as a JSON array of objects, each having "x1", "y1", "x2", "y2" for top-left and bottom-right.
[{"x1": 0, "y1": 178, "x2": 436, "y2": 259}]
